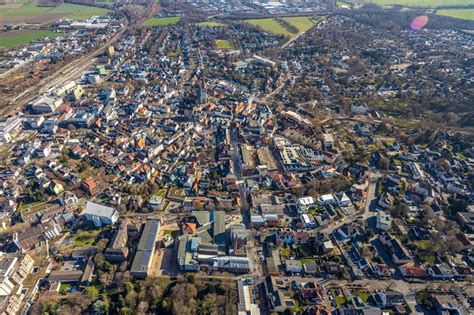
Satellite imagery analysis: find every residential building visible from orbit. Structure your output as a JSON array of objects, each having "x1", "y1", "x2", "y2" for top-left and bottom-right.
[{"x1": 376, "y1": 212, "x2": 392, "y2": 231}]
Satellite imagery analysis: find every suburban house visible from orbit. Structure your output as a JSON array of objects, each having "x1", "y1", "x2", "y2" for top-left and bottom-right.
[{"x1": 376, "y1": 212, "x2": 393, "y2": 231}]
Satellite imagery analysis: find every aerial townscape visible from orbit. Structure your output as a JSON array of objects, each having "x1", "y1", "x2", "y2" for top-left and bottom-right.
[{"x1": 0, "y1": 0, "x2": 473, "y2": 314}]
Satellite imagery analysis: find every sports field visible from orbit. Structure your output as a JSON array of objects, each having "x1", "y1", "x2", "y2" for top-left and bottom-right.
[
  {"x1": 143, "y1": 16, "x2": 181, "y2": 26},
  {"x1": 0, "y1": 2, "x2": 109, "y2": 25},
  {"x1": 215, "y1": 39, "x2": 233, "y2": 49},
  {"x1": 437, "y1": 9, "x2": 474, "y2": 20},
  {"x1": 0, "y1": 30, "x2": 64, "y2": 49},
  {"x1": 244, "y1": 16, "x2": 316, "y2": 38},
  {"x1": 364, "y1": 0, "x2": 472, "y2": 7}
]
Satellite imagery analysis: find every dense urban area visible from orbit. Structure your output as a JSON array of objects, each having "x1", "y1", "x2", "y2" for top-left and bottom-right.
[{"x1": 0, "y1": 0, "x2": 473, "y2": 314}]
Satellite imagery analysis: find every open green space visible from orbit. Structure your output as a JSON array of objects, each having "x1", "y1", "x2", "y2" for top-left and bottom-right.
[
  {"x1": 437, "y1": 9, "x2": 474, "y2": 20},
  {"x1": 73, "y1": 230, "x2": 101, "y2": 247},
  {"x1": 196, "y1": 21, "x2": 225, "y2": 27},
  {"x1": 215, "y1": 39, "x2": 233, "y2": 49},
  {"x1": 244, "y1": 16, "x2": 317, "y2": 39},
  {"x1": 0, "y1": 30, "x2": 64, "y2": 49},
  {"x1": 245, "y1": 18, "x2": 293, "y2": 37},
  {"x1": 17, "y1": 200, "x2": 42, "y2": 211},
  {"x1": 337, "y1": 1, "x2": 352, "y2": 8},
  {"x1": 364, "y1": 0, "x2": 473, "y2": 7},
  {"x1": 144, "y1": 16, "x2": 181, "y2": 26},
  {"x1": 282, "y1": 16, "x2": 316, "y2": 33}
]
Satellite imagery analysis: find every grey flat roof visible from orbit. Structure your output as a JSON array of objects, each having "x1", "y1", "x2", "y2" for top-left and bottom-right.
[
  {"x1": 137, "y1": 219, "x2": 160, "y2": 251},
  {"x1": 130, "y1": 250, "x2": 152, "y2": 274},
  {"x1": 84, "y1": 201, "x2": 116, "y2": 218},
  {"x1": 131, "y1": 218, "x2": 160, "y2": 275}
]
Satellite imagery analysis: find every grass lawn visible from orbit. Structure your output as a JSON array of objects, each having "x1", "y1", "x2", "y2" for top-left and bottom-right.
[
  {"x1": 155, "y1": 188, "x2": 167, "y2": 197},
  {"x1": 73, "y1": 230, "x2": 101, "y2": 247},
  {"x1": 357, "y1": 291, "x2": 370, "y2": 302},
  {"x1": 331, "y1": 291, "x2": 347, "y2": 306},
  {"x1": 245, "y1": 18, "x2": 293, "y2": 37},
  {"x1": 60, "y1": 283, "x2": 72, "y2": 293},
  {"x1": 337, "y1": 1, "x2": 352, "y2": 7},
  {"x1": 419, "y1": 254, "x2": 436, "y2": 264},
  {"x1": 413, "y1": 240, "x2": 431, "y2": 250},
  {"x1": 364, "y1": 0, "x2": 472, "y2": 6},
  {"x1": 196, "y1": 21, "x2": 225, "y2": 27},
  {"x1": 0, "y1": 30, "x2": 64, "y2": 49},
  {"x1": 244, "y1": 16, "x2": 317, "y2": 39},
  {"x1": 300, "y1": 258, "x2": 316, "y2": 264},
  {"x1": 144, "y1": 16, "x2": 180, "y2": 26},
  {"x1": 282, "y1": 16, "x2": 316, "y2": 33},
  {"x1": 17, "y1": 201, "x2": 42, "y2": 211},
  {"x1": 215, "y1": 39, "x2": 233, "y2": 49},
  {"x1": 437, "y1": 9, "x2": 474, "y2": 20}
]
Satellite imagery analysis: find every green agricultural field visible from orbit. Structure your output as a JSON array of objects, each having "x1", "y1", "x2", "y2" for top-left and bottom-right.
[
  {"x1": 245, "y1": 18, "x2": 293, "y2": 37},
  {"x1": 364, "y1": 0, "x2": 473, "y2": 7},
  {"x1": 215, "y1": 39, "x2": 233, "y2": 49},
  {"x1": 282, "y1": 16, "x2": 316, "y2": 33},
  {"x1": 144, "y1": 16, "x2": 181, "y2": 26},
  {"x1": 0, "y1": 30, "x2": 64, "y2": 49},
  {"x1": 196, "y1": 21, "x2": 225, "y2": 27},
  {"x1": 0, "y1": 3, "x2": 50, "y2": 17},
  {"x1": 0, "y1": 2, "x2": 109, "y2": 22},
  {"x1": 50, "y1": 3, "x2": 109, "y2": 20},
  {"x1": 437, "y1": 9, "x2": 474, "y2": 20}
]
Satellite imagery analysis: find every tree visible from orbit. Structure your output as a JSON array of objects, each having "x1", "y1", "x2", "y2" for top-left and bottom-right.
[
  {"x1": 99, "y1": 271, "x2": 113, "y2": 289},
  {"x1": 137, "y1": 301, "x2": 149, "y2": 314},
  {"x1": 377, "y1": 156, "x2": 390, "y2": 170},
  {"x1": 95, "y1": 253, "x2": 105, "y2": 270},
  {"x1": 97, "y1": 238, "x2": 109, "y2": 252},
  {"x1": 85, "y1": 286, "x2": 99, "y2": 301},
  {"x1": 362, "y1": 246, "x2": 374, "y2": 260},
  {"x1": 124, "y1": 290, "x2": 138, "y2": 309},
  {"x1": 171, "y1": 281, "x2": 198, "y2": 315},
  {"x1": 390, "y1": 203, "x2": 408, "y2": 218},
  {"x1": 91, "y1": 300, "x2": 106, "y2": 315}
]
